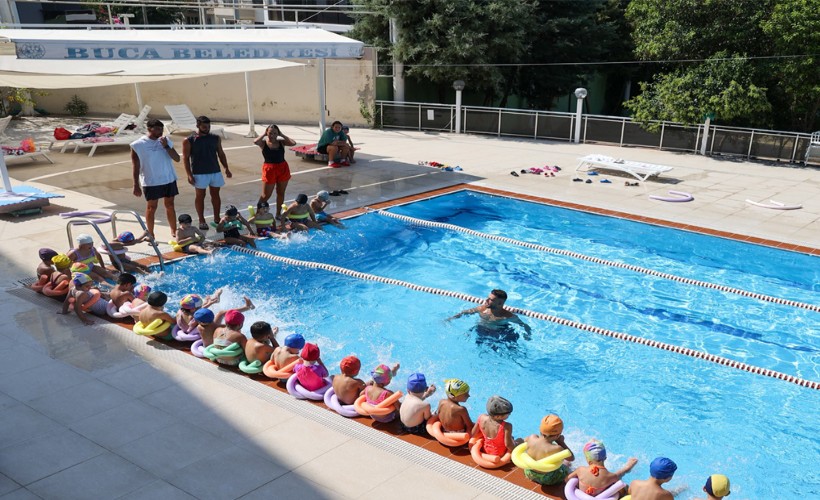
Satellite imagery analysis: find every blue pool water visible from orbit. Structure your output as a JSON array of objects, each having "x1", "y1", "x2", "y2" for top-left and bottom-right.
[{"x1": 150, "y1": 190, "x2": 819, "y2": 499}]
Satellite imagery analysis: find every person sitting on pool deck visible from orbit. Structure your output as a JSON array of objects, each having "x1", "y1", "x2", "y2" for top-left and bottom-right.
[
  {"x1": 437, "y1": 378, "x2": 474, "y2": 433},
  {"x1": 60, "y1": 273, "x2": 111, "y2": 325},
  {"x1": 36, "y1": 248, "x2": 58, "y2": 278},
  {"x1": 471, "y1": 395, "x2": 519, "y2": 459},
  {"x1": 211, "y1": 309, "x2": 248, "y2": 366},
  {"x1": 136, "y1": 291, "x2": 176, "y2": 337},
  {"x1": 696, "y1": 474, "x2": 730, "y2": 500},
  {"x1": 280, "y1": 194, "x2": 321, "y2": 232},
  {"x1": 317, "y1": 120, "x2": 350, "y2": 168},
  {"x1": 293, "y1": 342, "x2": 328, "y2": 391},
  {"x1": 567, "y1": 439, "x2": 637, "y2": 496},
  {"x1": 67, "y1": 233, "x2": 117, "y2": 284},
  {"x1": 628, "y1": 457, "x2": 679, "y2": 500},
  {"x1": 365, "y1": 363, "x2": 401, "y2": 422},
  {"x1": 448, "y1": 289, "x2": 532, "y2": 341},
  {"x1": 175, "y1": 214, "x2": 215, "y2": 255},
  {"x1": 196, "y1": 296, "x2": 255, "y2": 347},
  {"x1": 309, "y1": 190, "x2": 345, "y2": 228},
  {"x1": 521, "y1": 414, "x2": 575, "y2": 486},
  {"x1": 399, "y1": 372, "x2": 437, "y2": 434},
  {"x1": 272, "y1": 333, "x2": 305, "y2": 372},
  {"x1": 245, "y1": 321, "x2": 279, "y2": 364},
  {"x1": 331, "y1": 355, "x2": 366, "y2": 405},
  {"x1": 216, "y1": 205, "x2": 257, "y2": 248},
  {"x1": 101, "y1": 231, "x2": 154, "y2": 275}
]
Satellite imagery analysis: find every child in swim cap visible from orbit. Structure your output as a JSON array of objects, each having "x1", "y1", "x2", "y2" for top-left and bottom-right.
[
  {"x1": 99, "y1": 230, "x2": 154, "y2": 275},
  {"x1": 271, "y1": 332, "x2": 305, "y2": 377},
  {"x1": 175, "y1": 290, "x2": 222, "y2": 335},
  {"x1": 59, "y1": 272, "x2": 111, "y2": 325},
  {"x1": 67, "y1": 233, "x2": 117, "y2": 284},
  {"x1": 437, "y1": 378, "x2": 474, "y2": 433},
  {"x1": 399, "y1": 373, "x2": 437, "y2": 434},
  {"x1": 309, "y1": 191, "x2": 345, "y2": 228},
  {"x1": 293, "y1": 343, "x2": 329, "y2": 392},
  {"x1": 566, "y1": 440, "x2": 637, "y2": 496},
  {"x1": 701, "y1": 474, "x2": 730, "y2": 499},
  {"x1": 216, "y1": 205, "x2": 257, "y2": 248},
  {"x1": 331, "y1": 355, "x2": 366, "y2": 405},
  {"x1": 521, "y1": 414, "x2": 576, "y2": 485},
  {"x1": 628, "y1": 457, "x2": 678, "y2": 500},
  {"x1": 471, "y1": 395, "x2": 519, "y2": 459},
  {"x1": 363, "y1": 362, "x2": 400, "y2": 423},
  {"x1": 36, "y1": 248, "x2": 58, "y2": 278}
]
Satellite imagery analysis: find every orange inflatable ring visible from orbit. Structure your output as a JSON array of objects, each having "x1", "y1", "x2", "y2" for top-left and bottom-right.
[
  {"x1": 470, "y1": 437, "x2": 512, "y2": 469},
  {"x1": 69, "y1": 289, "x2": 101, "y2": 312},
  {"x1": 43, "y1": 278, "x2": 69, "y2": 297},
  {"x1": 32, "y1": 274, "x2": 49, "y2": 293},
  {"x1": 426, "y1": 415, "x2": 471, "y2": 447},
  {"x1": 354, "y1": 391, "x2": 403, "y2": 417},
  {"x1": 262, "y1": 358, "x2": 299, "y2": 380}
]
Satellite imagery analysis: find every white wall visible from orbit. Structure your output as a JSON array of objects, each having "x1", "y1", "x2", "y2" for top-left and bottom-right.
[{"x1": 35, "y1": 48, "x2": 377, "y2": 128}]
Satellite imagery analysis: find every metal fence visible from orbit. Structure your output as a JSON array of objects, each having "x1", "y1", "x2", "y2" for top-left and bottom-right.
[{"x1": 376, "y1": 100, "x2": 817, "y2": 165}]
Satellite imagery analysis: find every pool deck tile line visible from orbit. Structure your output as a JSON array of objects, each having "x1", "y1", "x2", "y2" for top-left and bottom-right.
[{"x1": 339, "y1": 184, "x2": 820, "y2": 256}]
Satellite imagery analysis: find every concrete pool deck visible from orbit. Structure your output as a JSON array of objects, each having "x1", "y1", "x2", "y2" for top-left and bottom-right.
[{"x1": 1, "y1": 121, "x2": 818, "y2": 499}]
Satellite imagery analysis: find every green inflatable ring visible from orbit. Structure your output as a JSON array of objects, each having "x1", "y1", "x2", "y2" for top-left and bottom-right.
[
  {"x1": 239, "y1": 359, "x2": 264, "y2": 374},
  {"x1": 203, "y1": 342, "x2": 243, "y2": 361}
]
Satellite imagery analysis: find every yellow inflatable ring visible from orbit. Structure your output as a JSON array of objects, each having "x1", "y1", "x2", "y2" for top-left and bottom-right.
[
  {"x1": 470, "y1": 438, "x2": 512, "y2": 469},
  {"x1": 511, "y1": 443, "x2": 571, "y2": 472},
  {"x1": 168, "y1": 240, "x2": 184, "y2": 253},
  {"x1": 133, "y1": 318, "x2": 172, "y2": 337},
  {"x1": 426, "y1": 415, "x2": 471, "y2": 447},
  {"x1": 354, "y1": 391, "x2": 403, "y2": 417}
]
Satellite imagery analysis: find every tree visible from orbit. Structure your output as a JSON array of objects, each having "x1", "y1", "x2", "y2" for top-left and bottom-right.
[
  {"x1": 625, "y1": 0, "x2": 818, "y2": 131},
  {"x1": 516, "y1": 0, "x2": 624, "y2": 110},
  {"x1": 84, "y1": 1, "x2": 185, "y2": 25},
  {"x1": 350, "y1": 0, "x2": 537, "y2": 104}
]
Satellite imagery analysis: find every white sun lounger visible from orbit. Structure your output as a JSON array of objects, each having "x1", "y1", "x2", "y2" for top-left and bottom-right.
[
  {"x1": 576, "y1": 154, "x2": 674, "y2": 182},
  {"x1": 164, "y1": 104, "x2": 225, "y2": 138},
  {"x1": 57, "y1": 106, "x2": 153, "y2": 157},
  {"x1": 1, "y1": 116, "x2": 53, "y2": 164}
]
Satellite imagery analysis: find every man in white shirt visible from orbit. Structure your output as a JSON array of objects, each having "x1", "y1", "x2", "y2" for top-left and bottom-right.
[{"x1": 131, "y1": 119, "x2": 181, "y2": 238}]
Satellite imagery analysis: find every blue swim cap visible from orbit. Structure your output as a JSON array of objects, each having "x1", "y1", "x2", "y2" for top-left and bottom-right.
[
  {"x1": 193, "y1": 308, "x2": 214, "y2": 323},
  {"x1": 649, "y1": 457, "x2": 677, "y2": 479},
  {"x1": 284, "y1": 333, "x2": 305, "y2": 349},
  {"x1": 117, "y1": 231, "x2": 135, "y2": 243}
]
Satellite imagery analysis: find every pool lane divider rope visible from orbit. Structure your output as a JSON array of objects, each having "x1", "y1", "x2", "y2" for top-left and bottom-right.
[
  {"x1": 230, "y1": 245, "x2": 819, "y2": 391},
  {"x1": 366, "y1": 208, "x2": 820, "y2": 314}
]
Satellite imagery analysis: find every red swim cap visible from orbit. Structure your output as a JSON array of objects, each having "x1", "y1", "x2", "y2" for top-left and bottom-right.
[
  {"x1": 340, "y1": 355, "x2": 361, "y2": 375},
  {"x1": 224, "y1": 310, "x2": 245, "y2": 326}
]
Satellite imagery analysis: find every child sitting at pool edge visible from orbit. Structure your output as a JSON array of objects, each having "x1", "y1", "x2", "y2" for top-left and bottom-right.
[
  {"x1": 472, "y1": 395, "x2": 519, "y2": 459},
  {"x1": 136, "y1": 291, "x2": 176, "y2": 338},
  {"x1": 399, "y1": 372, "x2": 437, "y2": 434},
  {"x1": 628, "y1": 457, "x2": 679, "y2": 500},
  {"x1": 175, "y1": 214, "x2": 215, "y2": 255},
  {"x1": 437, "y1": 378, "x2": 473, "y2": 433},
  {"x1": 217, "y1": 205, "x2": 257, "y2": 248},
  {"x1": 364, "y1": 362, "x2": 401, "y2": 423},
  {"x1": 293, "y1": 342, "x2": 328, "y2": 391},
  {"x1": 36, "y1": 248, "x2": 58, "y2": 278},
  {"x1": 271, "y1": 333, "x2": 305, "y2": 377},
  {"x1": 521, "y1": 414, "x2": 575, "y2": 486},
  {"x1": 60, "y1": 273, "x2": 110, "y2": 325},
  {"x1": 245, "y1": 321, "x2": 279, "y2": 364},
  {"x1": 566, "y1": 439, "x2": 637, "y2": 496},
  {"x1": 331, "y1": 355, "x2": 366, "y2": 405}
]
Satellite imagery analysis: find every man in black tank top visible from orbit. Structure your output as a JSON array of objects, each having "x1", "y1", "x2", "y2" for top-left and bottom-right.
[{"x1": 182, "y1": 116, "x2": 232, "y2": 230}]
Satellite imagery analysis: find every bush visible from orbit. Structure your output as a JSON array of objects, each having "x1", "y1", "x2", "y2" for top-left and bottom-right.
[{"x1": 64, "y1": 95, "x2": 88, "y2": 116}]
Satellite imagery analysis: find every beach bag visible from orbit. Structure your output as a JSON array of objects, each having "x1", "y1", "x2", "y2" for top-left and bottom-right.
[{"x1": 54, "y1": 127, "x2": 71, "y2": 140}]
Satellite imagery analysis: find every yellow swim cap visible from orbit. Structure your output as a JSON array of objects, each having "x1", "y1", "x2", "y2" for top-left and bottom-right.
[
  {"x1": 52, "y1": 254, "x2": 71, "y2": 270},
  {"x1": 445, "y1": 378, "x2": 470, "y2": 398}
]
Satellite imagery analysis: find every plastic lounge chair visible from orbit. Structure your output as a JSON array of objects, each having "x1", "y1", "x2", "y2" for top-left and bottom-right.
[
  {"x1": 54, "y1": 113, "x2": 136, "y2": 154},
  {"x1": 164, "y1": 104, "x2": 225, "y2": 138},
  {"x1": 3, "y1": 143, "x2": 53, "y2": 164},
  {"x1": 81, "y1": 105, "x2": 154, "y2": 157},
  {"x1": 576, "y1": 154, "x2": 673, "y2": 182},
  {"x1": 0, "y1": 115, "x2": 12, "y2": 139}
]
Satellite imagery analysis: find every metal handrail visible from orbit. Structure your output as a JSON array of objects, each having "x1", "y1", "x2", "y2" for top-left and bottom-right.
[{"x1": 64, "y1": 209, "x2": 165, "y2": 273}]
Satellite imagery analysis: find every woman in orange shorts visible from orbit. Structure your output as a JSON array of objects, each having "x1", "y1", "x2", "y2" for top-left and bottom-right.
[{"x1": 254, "y1": 124, "x2": 296, "y2": 219}]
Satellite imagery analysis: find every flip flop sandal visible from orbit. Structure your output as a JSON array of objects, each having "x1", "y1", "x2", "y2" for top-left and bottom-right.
[
  {"x1": 600, "y1": 179, "x2": 612, "y2": 183},
  {"x1": 573, "y1": 178, "x2": 583, "y2": 182},
  {"x1": 520, "y1": 169, "x2": 528, "y2": 174},
  {"x1": 329, "y1": 191, "x2": 341, "y2": 196},
  {"x1": 587, "y1": 171, "x2": 598, "y2": 176},
  {"x1": 510, "y1": 171, "x2": 519, "y2": 177},
  {"x1": 198, "y1": 223, "x2": 209, "y2": 231},
  {"x1": 585, "y1": 179, "x2": 592, "y2": 183}
]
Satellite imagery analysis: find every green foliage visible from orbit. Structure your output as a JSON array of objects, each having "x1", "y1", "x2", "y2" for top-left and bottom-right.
[
  {"x1": 64, "y1": 95, "x2": 89, "y2": 117},
  {"x1": 1, "y1": 87, "x2": 46, "y2": 116},
  {"x1": 626, "y1": 0, "x2": 818, "y2": 131},
  {"x1": 83, "y1": 0, "x2": 184, "y2": 25}
]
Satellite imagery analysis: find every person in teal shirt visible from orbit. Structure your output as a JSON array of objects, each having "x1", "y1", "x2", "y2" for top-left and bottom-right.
[{"x1": 317, "y1": 120, "x2": 350, "y2": 167}]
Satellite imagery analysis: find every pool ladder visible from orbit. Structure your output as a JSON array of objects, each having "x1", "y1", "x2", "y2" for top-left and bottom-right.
[{"x1": 64, "y1": 210, "x2": 165, "y2": 273}]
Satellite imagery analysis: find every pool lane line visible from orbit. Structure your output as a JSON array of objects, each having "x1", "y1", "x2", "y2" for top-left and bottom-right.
[
  {"x1": 229, "y1": 245, "x2": 819, "y2": 391},
  {"x1": 367, "y1": 208, "x2": 820, "y2": 314}
]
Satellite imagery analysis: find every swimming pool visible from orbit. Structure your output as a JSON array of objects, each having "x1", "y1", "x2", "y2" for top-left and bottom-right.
[{"x1": 151, "y1": 189, "x2": 819, "y2": 499}]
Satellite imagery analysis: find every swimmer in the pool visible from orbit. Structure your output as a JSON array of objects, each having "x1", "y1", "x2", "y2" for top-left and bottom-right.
[{"x1": 447, "y1": 289, "x2": 532, "y2": 340}]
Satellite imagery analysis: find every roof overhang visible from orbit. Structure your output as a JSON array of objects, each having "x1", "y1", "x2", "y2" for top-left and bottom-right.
[{"x1": 0, "y1": 28, "x2": 364, "y2": 61}]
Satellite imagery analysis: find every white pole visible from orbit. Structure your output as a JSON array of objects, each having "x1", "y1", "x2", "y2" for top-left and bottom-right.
[
  {"x1": 134, "y1": 83, "x2": 143, "y2": 114},
  {"x1": 574, "y1": 96, "x2": 584, "y2": 144},
  {"x1": 454, "y1": 89, "x2": 463, "y2": 134},
  {"x1": 1, "y1": 154, "x2": 12, "y2": 193},
  {"x1": 390, "y1": 18, "x2": 405, "y2": 102},
  {"x1": 244, "y1": 71, "x2": 256, "y2": 138},
  {"x1": 700, "y1": 116, "x2": 711, "y2": 155},
  {"x1": 317, "y1": 58, "x2": 326, "y2": 134}
]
